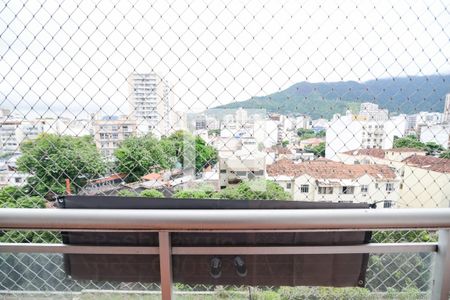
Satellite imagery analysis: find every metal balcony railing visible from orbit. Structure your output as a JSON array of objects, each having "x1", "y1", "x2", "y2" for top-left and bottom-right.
[{"x1": 1, "y1": 208, "x2": 450, "y2": 300}]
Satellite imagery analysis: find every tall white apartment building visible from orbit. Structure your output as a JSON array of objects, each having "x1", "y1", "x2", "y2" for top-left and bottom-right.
[{"x1": 128, "y1": 72, "x2": 173, "y2": 137}]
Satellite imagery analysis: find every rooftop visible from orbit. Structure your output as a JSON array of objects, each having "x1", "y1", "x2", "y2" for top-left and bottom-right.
[
  {"x1": 267, "y1": 159, "x2": 396, "y2": 180},
  {"x1": 343, "y1": 148, "x2": 426, "y2": 159},
  {"x1": 402, "y1": 155, "x2": 450, "y2": 173}
]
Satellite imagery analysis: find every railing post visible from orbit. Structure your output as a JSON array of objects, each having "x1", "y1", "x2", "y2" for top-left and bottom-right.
[
  {"x1": 431, "y1": 229, "x2": 450, "y2": 300},
  {"x1": 159, "y1": 231, "x2": 173, "y2": 300}
]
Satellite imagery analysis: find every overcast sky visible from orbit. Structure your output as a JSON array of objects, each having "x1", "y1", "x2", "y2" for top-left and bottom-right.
[{"x1": 0, "y1": 0, "x2": 449, "y2": 119}]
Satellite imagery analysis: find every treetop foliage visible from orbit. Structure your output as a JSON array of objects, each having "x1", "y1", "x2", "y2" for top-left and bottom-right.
[{"x1": 17, "y1": 133, "x2": 106, "y2": 197}]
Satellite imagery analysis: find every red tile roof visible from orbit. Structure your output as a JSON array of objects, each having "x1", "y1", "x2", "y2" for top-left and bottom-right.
[
  {"x1": 402, "y1": 155, "x2": 450, "y2": 173},
  {"x1": 343, "y1": 148, "x2": 426, "y2": 159},
  {"x1": 91, "y1": 173, "x2": 126, "y2": 184},
  {"x1": 389, "y1": 148, "x2": 427, "y2": 153},
  {"x1": 343, "y1": 148, "x2": 386, "y2": 158},
  {"x1": 266, "y1": 146, "x2": 291, "y2": 155},
  {"x1": 141, "y1": 173, "x2": 162, "y2": 181},
  {"x1": 267, "y1": 159, "x2": 396, "y2": 180}
]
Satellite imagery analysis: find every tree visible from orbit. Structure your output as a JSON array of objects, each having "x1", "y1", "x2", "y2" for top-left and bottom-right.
[
  {"x1": 308, "y1": 142, "x2": 325, "y2": 157},
  {"x1": 117, "y1": 189, "x2": 138, "y2": 197},
  {"x1": 393, "y1": 135, "x2": 445, "y2": 156},
  {"x1": 115, "y1": 135, "x2": 176, "y2": 182},
  {"x1": 0, "y1": 186, "x2": 58, "y2": 243},
  {"x1": 167, "y1": 130, "x2": 217, "y2": 173},
  {"x1": 218, "y1": 180, "x2": 291, "y2": 200},
  {"x1": 423, "y1": 142, "x2": 444, "y2": 156},
  {"x1": 393, "y1": 135, "x2": 424, "y2": 149},
  {"x1": 17, "y1": 134, "x2": 106, "y2": 197},
  {"x1": 440, "y1": 150, "x2": 450, "y2": 159},
  {"x1": 316, "y1": 130, "x2": 326, "y2": 137},
  {"x1": 140, "y1": 189, "x2": 164, "y2": 198},
  {"x1": 297, "y1": 128, "x2": 316, "y2": 140},
  {"x1": 0, "y1": 186, "x2": 45, "y2": 208},
  {"x1": 173, "y1": 181, "x2": 291, "y2": 200},
  {"x1": 174, "y1": 185, "x2": 217, "y2": 199},
  {"x1": 367, "y1": 230, "x2": 436, "y2": 292}
]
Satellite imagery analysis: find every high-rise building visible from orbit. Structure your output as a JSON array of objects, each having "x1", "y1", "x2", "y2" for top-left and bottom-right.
[
  {"x1": 128, "y1": 72, "x2": 172, "y2": 137},
  {"x1": 444, "y1": 93, "x2": 450, "y2": 123}
]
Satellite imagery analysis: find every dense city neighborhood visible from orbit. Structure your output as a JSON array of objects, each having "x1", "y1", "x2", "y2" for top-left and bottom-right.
[{"x1": 1, "y1": 72, "x2": 449, "y2": 210}]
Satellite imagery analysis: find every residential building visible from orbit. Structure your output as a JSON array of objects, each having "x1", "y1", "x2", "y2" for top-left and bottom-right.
[
  {"x1": 0, "y1": 155, "x2": 29, "y2": 187},
  {"x1": 92, "y1": 115, "x2": 137, "y2": 159},
  {"x1": 218, "y1": 137, "x2": 266, "y2": 189},
  {"x1": 294, "y1": 115, "x2": 312, "y2": 130},
  {"x1": 399, "y1": 155, "x2": 450, "y2": 208},
  {"x1": 253, "y1": 119, "x2": 278, "y2": 148},
  {"x1": 128, "y1": 72, "x2": 173, "y2": 137},
  {"x1": 0, "y1": 118, "x2": 22, "y2": 153},
  {"x1": 265, "y1": 146, "x2": 294, "y2": 165},
  {"x1": 325, "y1": 112, "x2": 407, "y2": 160},
  {"x1": 218, "y1": 108, "x2": 278, "y2": 148},
  {"x1": 0, "y1": 169, "x2": 29, "y2": 187},
  {"x1": 335, "y1": 148, "x2": 450, "y2": 208},
  {"x1": 0, "y1": 114, "x2": 92, "y2": 154},
  {"x1": 359, "y1": 102, "x2": 389, "y2": 121},
  {"x1": 406, "y1": 112, "x2": 444, "y2": 135},
  {"x1": 420, "y1": 124, "x2": 450, "y2": 149},
  {"x1": 267, "y1": 159, "x2": 399, "y2": 207}
]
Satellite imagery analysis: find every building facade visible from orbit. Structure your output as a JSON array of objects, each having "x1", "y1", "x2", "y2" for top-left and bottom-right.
[
  {"x1": 267, "y1": 159, "x2": 399, "y2": 207},
  {"x1": 128, "y1": 72, "x2": 173, "y2": 137},
  {"x1": 335, "y1": 148, "x2": 450, "y2": 208},
  {"x1": 326, "y1": 113, "x2": 407, "y2": 160},
  {"x1": 92, "y1": 115, "x2": 137, "y2": 159}
]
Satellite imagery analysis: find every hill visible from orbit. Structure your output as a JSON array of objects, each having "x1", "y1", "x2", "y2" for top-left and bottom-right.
[{"x1": 215, "y1": 75, "x2": 449, "y2": 119}]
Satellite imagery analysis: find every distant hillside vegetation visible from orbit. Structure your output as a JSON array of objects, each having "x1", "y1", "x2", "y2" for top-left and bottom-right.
[{"x1": 215, "y1": 74, "x2": 449, "y2": 119}]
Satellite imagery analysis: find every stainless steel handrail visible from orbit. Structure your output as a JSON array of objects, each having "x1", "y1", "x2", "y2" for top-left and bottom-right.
[{"x1": 1, "y1": 208, "x2": 450, "y2": 231}]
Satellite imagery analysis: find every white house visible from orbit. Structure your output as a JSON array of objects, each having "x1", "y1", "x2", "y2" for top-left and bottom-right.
[
  {"x1": 335, "y1": 148, "x2": 450, "y2": 208},
  {"x1": 267, "y1": 159, "x2": 399, "y2": 208}
]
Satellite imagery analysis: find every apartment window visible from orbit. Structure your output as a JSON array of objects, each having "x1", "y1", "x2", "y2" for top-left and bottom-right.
[
  {"x1": 361, "y1": 185, "x2": 368, "y2": 193},
  {"x1": 220, "y1": 169, "x2": 227, "y2": 174},
  {"x1": 236, "y1": 171, "x2": 247, "y2": 177},
  {"x1": 300, "y1": 184, "x2": 309, "y2": 193},
  {"x1": 386, "y1": 183, "x2": 395, "y2": 192},
  {"x1": 286, "y1": 183, "x2": 292, "y2": 189},
  {"x1": 341, "y1": 186, "x2": 355, "y2": 194},
  {"x1": 15, "y1": 178, "x2": 21, "y2": 183},
  {"x1": 318, "y1": 186, "x2": 333, "y2": 194}
]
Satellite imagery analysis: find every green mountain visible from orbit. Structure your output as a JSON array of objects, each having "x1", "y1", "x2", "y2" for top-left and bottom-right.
[{"x1": 215, "y1": 75, "x2": 449, "y2": 119}]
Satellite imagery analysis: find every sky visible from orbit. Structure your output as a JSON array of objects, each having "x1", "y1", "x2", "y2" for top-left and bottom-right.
[{"x1": 0, "y1": 0, "x2": 449, "y2": 119}]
